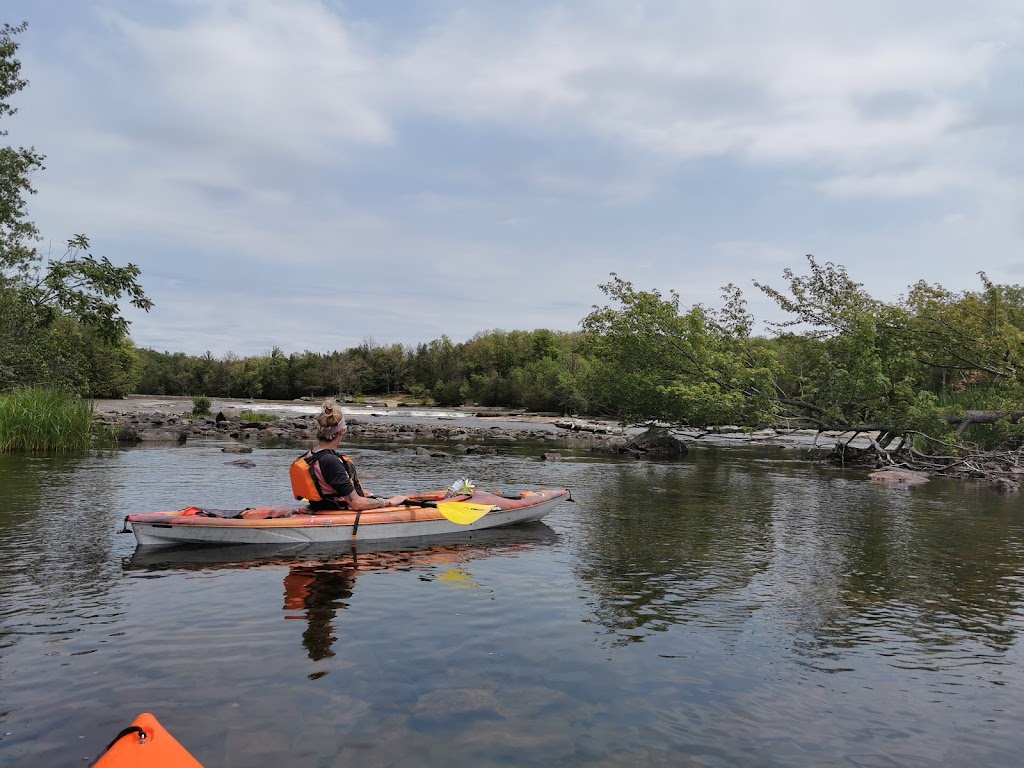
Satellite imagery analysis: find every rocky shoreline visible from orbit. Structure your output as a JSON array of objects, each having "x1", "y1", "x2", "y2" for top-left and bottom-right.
[
  {"x1": 96, "y1": 408, "x2": 592, "y2": 447},
  {"x1": 90, "y1": 400, "x2": 1020, "y2": 492},
  {"x1": 93, "y1": 401, "x2": 861, "y2": 455}
]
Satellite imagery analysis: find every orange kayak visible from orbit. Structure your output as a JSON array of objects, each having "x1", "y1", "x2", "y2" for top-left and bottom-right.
[
  {"x1": 92, "y1": 713, "x2": 203, "y2": 768},
  {"x1": 126, "y1": 488, "x2": 571, "y2": 547}
]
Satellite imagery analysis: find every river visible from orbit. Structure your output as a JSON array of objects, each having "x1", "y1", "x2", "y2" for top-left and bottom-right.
[{"x1": 1, "y1": 437, "x2": 1022, "y2": 766}]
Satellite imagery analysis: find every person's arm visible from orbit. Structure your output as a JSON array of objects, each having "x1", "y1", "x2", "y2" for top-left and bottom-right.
[
  {"x1": 322, "y1": 453, "x2": 407, "y2": 509},
  {"x1": 341, "y1": 492, "x2": 409, "y2": 510}
]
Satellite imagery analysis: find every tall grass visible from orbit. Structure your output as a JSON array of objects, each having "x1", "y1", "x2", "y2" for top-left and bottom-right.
[
  {"x1": 240, "y1": 411, "x2": 276, "y2": 423},
  {"x1": 0, "y1": 388, "x2": 109, "y2": 453}
]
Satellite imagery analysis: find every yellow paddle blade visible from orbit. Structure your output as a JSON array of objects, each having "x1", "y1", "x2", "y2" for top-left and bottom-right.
[{"x1": 436, "y1": 501, "x2": 496, "y2": 525}]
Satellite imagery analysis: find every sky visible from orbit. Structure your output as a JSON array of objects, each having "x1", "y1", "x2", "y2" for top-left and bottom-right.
[{"x1": 4, "y1": 0, "x2": 1023, "y2": 357}]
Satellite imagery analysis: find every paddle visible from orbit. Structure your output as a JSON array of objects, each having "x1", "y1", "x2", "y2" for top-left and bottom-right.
[{"x1": 410, "y1": 499, "x2": 497, "y2": 525}]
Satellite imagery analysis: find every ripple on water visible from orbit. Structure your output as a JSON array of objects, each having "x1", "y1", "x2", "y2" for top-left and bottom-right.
[{"x1": 2, "y1": 445, "x2": 1024, "y2": 767}]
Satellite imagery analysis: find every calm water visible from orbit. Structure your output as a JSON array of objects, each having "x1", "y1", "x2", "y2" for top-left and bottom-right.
[{"x1": 1, "y1": 439, "x2": 1023, "y2": 767}]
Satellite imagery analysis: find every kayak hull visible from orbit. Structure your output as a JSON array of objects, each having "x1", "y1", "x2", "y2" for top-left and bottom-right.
[{"x1": 127, "y1": 489, "x2": 569, "y2": 548}]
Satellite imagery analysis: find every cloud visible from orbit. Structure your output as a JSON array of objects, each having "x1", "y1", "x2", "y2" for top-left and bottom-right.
[
  {"x1": 106, "y1": 0, "x2": 392, "y2": 164},
  {"x1": 5, "y1": 0, "x2": 1023, "y2": 355},
  {"x1": 388, "y1": 2, "x2": 1010, "y2": 169}
]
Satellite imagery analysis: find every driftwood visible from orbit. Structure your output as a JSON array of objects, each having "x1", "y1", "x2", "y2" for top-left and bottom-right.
[{"x1": 828, "y1": 427, "x2": 1023, "y2": 492}]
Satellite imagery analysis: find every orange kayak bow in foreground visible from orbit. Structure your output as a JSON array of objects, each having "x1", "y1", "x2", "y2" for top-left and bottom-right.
[{"x1": 92, "y1": 713, "x2": 203, "y2": 768}]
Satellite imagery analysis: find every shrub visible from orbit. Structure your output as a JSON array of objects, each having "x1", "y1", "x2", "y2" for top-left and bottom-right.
[
  {"x1": 0, "y1": 387, "x2": 110, "y2": 453},
  {"x1": 191, "y1": 395, "x2": 212, "y2": 417}
]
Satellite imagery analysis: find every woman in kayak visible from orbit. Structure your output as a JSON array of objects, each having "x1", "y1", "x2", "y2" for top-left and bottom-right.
[{"x1": 301, "y1": 401, "x2": 408, "y2": 511}]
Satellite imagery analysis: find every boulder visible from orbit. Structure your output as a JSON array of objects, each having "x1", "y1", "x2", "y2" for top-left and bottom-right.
[
  {"x1": 115, "y1": 425, "x2": 142, "y2": 444},
  {"x1": 868, "y1": 468, "x2": 929, "y2": 489},
  {"x1": 541, "y1": 452, "x2": 562, "y2": 462},
  {"x1": 222, "y1": 445, "x2": 253, "y2": 454},
  {"x1": 622, "y1": 429, "x2": 689, "y2": 457}
]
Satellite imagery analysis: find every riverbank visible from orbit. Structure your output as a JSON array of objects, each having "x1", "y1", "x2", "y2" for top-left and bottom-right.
[
  {"x1": 89, "y1": 396, "x2": 1023, "y2": 492},
  {"x1": 91, "y1": 395, "x2": 865, "y2": 452}
]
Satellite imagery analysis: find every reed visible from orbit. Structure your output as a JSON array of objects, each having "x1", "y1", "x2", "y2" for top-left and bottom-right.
[
  {"x1": 0, "y1": 388, "x2": 109, "y2": 453},
  {"x1": 240, "y1": 411, "x2": 276, "y2": 423}
]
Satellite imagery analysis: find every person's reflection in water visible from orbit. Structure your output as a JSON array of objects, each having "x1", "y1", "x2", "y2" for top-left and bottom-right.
[{"x1": 283, "y1": 562, "x2": 358, "y2": 661}]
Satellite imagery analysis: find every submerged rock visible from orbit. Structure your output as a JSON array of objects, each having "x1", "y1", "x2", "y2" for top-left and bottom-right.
[{"x1": 868, "y1": 468, "x2": 929, "y2": 489}]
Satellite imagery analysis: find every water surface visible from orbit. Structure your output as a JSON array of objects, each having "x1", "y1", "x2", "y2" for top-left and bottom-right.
[{"x1": 1, "y1": 439, "x2": 1022, "y2": 766}]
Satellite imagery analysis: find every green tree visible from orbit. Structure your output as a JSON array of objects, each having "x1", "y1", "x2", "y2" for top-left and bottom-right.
[
  {"x1": 0, "y1": 22, "x2": 151, "y2": 394},
  {"x1": 583, "y1": 274, "x2": 778, "y2": 427}
]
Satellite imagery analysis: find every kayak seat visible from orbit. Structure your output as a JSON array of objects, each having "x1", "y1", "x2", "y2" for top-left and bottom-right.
[
  {"x1": 193, "y1": 508, "x2": 294, "y2": 520},
  {"x1": 496, "y1": 492, "x2": 523, "y2": 500}
]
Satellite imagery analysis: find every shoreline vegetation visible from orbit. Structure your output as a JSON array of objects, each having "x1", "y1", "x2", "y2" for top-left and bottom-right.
[{"x1": 0, "y1": 388, "x2": 111, "y2": 453}]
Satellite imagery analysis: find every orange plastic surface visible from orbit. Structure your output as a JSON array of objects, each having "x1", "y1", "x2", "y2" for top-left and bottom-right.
[{"x1": 93, "y1": 712, "x2": 204, "y2": 768}]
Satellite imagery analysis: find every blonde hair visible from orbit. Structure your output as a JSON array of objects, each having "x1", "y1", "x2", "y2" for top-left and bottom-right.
[{"x1": 315, "y1": 400, "x2": 346, "y2": 441}]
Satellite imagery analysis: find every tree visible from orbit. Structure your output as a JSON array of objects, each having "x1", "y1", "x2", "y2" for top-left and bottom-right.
[
  {"x1": 582, "y1": 274, "x2": 778, "y2": 427},
  {"x1": 0, "y1": 22, "x2": 152, "y2": 394}
]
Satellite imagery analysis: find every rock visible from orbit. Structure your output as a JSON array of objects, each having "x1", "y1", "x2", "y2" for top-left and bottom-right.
[
  {"x1": 466, "y1": 445, "x2": 497, "y2": 455},
  {"x1": 541, "y1": 452, "x2": 561, "y2": 461},
  {"x1": 115, "y1": 425, "x2": 142, "y2": 444},
  {"x1": 990, "y1": 478, "x2": 1021, "y2": 494},
  {"x1": 225, "y1": 459, "x2": 257, "y2": 468},
  {"x1": 413, "y1": 688, "x2": 500, "y2": 720},
  {"x1": 222, "y1": 445, "x2": 253, "y2": 454},
  {"x1": 622, "y1": 429, "x2": 689, "y2": 457},
  {"x1": 139, "y1": 429, "x2": 187, "y2": 443},
  {"x1": 868, "y1": 468, "x2": 929, "y2": 488}
]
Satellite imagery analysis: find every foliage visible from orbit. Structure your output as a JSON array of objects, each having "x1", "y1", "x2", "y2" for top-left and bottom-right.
[
  {"x1": 582, "y1": 275, "x2": 778, "y2": 426},
  {"x1": 576, "y1": 256, "x2": 1024, "y2": 457},
  {"x1": 753, "y1": 258, "x2": 1024, "y2": 446},
  {"x1": 190, "y1": 395, "x2": 212, "y2": 417},
  {"x1": 0, "y1": 22, "x2": 151, "y2": 397},
  {"x1": 0, "y1": 386, "x2": 111, "y2": 453},
  {"x1": 240, "y1": 411, "x2": 277, "y2": 423}
]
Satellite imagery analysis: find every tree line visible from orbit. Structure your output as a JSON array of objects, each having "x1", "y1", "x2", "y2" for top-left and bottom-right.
[{"x1": 134, "y1": 330, "x2": 592, "y2": 414}]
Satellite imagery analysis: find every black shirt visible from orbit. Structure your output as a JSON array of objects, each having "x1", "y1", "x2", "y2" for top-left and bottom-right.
[{"x1": 308, "y1": 450, "x2": 363, "y2": 511}]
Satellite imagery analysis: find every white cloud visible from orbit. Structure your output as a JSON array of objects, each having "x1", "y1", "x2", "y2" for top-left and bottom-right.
[{"x1": 107, "y1": 0, "x2": 391, "y2": 163}]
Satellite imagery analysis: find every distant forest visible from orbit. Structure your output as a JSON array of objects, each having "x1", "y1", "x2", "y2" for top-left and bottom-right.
[{"x1": 134, "y1": 329, "x2": 591, "y2": 413}]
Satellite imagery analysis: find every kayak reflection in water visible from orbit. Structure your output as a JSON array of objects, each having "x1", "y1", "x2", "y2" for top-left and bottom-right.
[
  {"x1": 125, "y1": 525, "x2": 559, "y2": 662},
  {"x1": 282, "y1": 562, "x2": 357, "y2": 661},
  {"x1": 280, "y1": 547, "x2": 473, "y2": 661}
]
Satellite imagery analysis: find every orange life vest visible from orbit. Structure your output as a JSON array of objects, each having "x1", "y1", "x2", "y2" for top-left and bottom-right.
[
  {"x1": 290, "y1": 453, "x2": 322, "y2": 502},
  {"x1": 289, "y1": 450, "x2": 364, "y2": 502}
]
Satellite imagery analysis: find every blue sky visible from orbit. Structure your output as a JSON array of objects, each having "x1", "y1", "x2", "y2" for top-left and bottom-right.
[{"x1": 5, "y1": 0, "x2": 1023, "y2": 356}]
